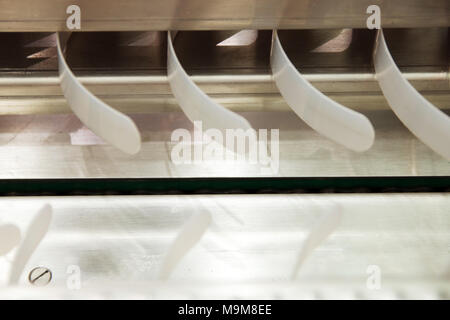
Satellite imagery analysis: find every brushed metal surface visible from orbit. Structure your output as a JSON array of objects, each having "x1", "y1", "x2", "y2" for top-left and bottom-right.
[
  {"x1": 0, "y1": 0, "x2": 448, "y2": 31},
  {"x1": 0, "y1": 193, "x2": 449, "y2": 299},
  {"x1": 0, "y1": 109, "x2": 448, "y2": 177},
  {"x1": 0, "y1": 73, "x2": 449, "y2": 115},
  {"x1": 1, "y1": 29, "x2": 447, "y2": 73}
]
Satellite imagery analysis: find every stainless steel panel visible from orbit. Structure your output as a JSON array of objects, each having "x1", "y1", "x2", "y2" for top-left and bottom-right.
[
  {"x1": 0, "y1": 193, "x2": 449, "y2": 299},
  {"x1": 0, "y1": 0, "x2": 448, "y2": 31},
  {"x1": 0, "y1": 29, "x2": 447, "y2": 177},
  {"x1": 0, "y1": 109, "x2": 448, "y2": 178},
  {"x1": 1, "y1": 73, "x2": 449, "y2": 115},
  {"x1": 1, "y1": 29, "x2": 448, "y2": 73}
]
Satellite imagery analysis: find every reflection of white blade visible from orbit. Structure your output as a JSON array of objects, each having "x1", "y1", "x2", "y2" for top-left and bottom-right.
[
  {"x1": 56, "y1": 33, "x2": 141, "y2": 155},
  {"x1": 374, "y1": 30, "x2": 450, "y2": 160},
  {"x1": 271, "y1": 31, "x2": 375, "y2": 152},
  {"x1": 291, "y1": 203, "x2": 342, "y2": 280},
  {"x1": 167, "y1": 31, "x2": 252, "y2": 133},
  {"x1": 158, "y1": 211, "x2": 211, "y2": 281},
  {"x1": 217, "y1": 30, "x2": 258, "y2": 47},
  {"x1": 8, "y1": 204, "x2": 52, "y2": 285},
  {"x1": 0, "y1": 224, "x2": 21, "y2": 256}
]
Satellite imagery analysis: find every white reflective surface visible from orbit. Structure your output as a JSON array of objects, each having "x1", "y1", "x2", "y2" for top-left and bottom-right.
[
  {"x1": 0, "y1": 193, "x2": 449, "y2": 299},
  {"x1": 0, "y1": 110, "x2": 448, "y2": 178},
  {"x1": 8, "y1": 204, "x2": 52, "y2": 284}
]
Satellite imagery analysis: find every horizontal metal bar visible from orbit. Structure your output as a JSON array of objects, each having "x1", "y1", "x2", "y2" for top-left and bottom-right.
[
  {"x1": 0, "y1": 177, "x2": 448, "y2": 196},
  {"x1": 0, "y1": 73, "x2": 448, "y2": 114},
  {"x1": 0, "y1": 0, "x2": 448, "y2": 31},
  {"x1": 1, "y1": 72, "x2": 449, "y2": 91}
]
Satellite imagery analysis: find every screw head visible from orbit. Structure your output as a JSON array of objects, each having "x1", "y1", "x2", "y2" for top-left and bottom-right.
[{"x1": 28, "y1": 267, "x2": 52, "y2": 286}]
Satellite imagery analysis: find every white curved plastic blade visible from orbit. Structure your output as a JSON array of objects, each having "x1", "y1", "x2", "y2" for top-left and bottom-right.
[
  {"x1": 271, "y1": 31, "x2": 375, "y2": 152},
  {"x1": 0, "y1": 224, "x2": 21, "y2": 256},
  {"x1": 167, "y1": 31, "x2": 252, "y2": 132},
  {"x1": 158, "y1": 211, "x2": 211, "y2": 281},
  {"x1": 374, "y1": 31, "x2": 450, "y2": 160},
  {"x1": 8, "y1": 204, "x2": 52, "y2": 285},
  {"x1": 291, "y1": 202, "x2": 342, "y2": 280},
  {"x1": 56, "y1": 33, "x2": 141, "y2": 155}
]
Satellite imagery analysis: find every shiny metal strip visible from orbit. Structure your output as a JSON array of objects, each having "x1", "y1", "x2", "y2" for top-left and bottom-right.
[{"x1": 0, "y1": 0, "x2": 448, "y2": 31}]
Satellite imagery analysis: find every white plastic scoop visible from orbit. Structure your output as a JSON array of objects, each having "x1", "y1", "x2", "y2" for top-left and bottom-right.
[
  {"x1": 56, "y1": 33, "x2": 141, "y2": 155},
  {"x1": 291, "y1": 202, "x2": 343, "y2": 280},
  {"x1": 158, "y1": 211, "x2": 212, "y2": 281},
  {"x1": 374, "y1": 30, "x2": 450, "y2": 160},
  {"x1": 271, "y1": 30, "x2": 375, "y2": 152},
  {"x1": 0, "y1": 224, "x2": 21, "y2": 256},
  {"x1": 8, "y1": 204, "x2": 52, "y2": 285},
  {"x1": 167, "y1": 31, "x2": 252, "y2": 133}
]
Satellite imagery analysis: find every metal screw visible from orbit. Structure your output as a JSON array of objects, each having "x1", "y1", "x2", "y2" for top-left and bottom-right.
[{"x1": 28, "y1": 267, "x2": 52, "y2": 286}]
